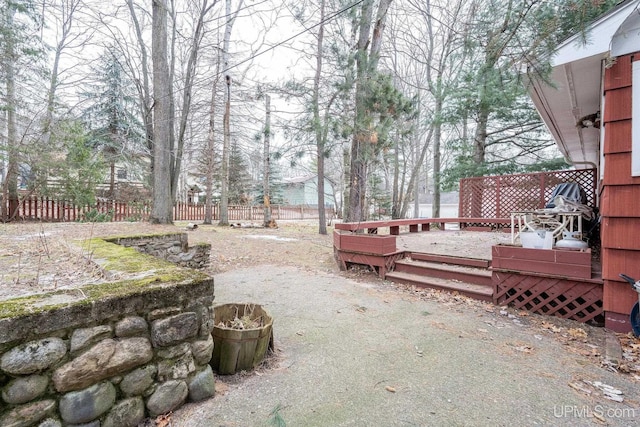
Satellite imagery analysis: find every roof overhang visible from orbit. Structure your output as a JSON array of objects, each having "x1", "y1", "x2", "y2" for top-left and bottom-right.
[{"x1": 525, "y1": 0, "x2": 640, "y2": 168}]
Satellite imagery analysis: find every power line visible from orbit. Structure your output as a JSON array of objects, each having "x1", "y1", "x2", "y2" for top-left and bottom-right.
[{"x1": 219, "y1": 0, "x2": 365, "y2": 76}]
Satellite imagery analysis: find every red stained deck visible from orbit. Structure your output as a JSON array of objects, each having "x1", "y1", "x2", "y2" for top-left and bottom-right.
[{"x1": 334, "y1": 222, "x2": 604, "y2": 325}]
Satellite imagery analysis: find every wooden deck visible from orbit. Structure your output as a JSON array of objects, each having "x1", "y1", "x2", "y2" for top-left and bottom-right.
[{"x1": 334, "y1": 220, "x2": 604, "y2": 325}]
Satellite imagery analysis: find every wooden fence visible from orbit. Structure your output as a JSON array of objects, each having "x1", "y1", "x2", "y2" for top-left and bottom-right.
[
  {"x1": 458, "y1": 169, "x2": 597, "y2": 218},
  {"x1": 4, "y1": 196, "x2": 335, "y2": 223}
]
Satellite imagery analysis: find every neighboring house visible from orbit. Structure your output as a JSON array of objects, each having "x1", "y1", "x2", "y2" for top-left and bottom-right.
[
  {"x1": 526, "y1": 0, "x2": 640, "y2": 331},
  {"x1": 282, "y1": 175, "x2": 336, "y2": 207}
]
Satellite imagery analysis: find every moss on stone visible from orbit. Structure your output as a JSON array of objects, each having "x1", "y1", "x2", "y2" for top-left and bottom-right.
[
  {"x1": 0, "y1": 234, "x2": 210, "y2": 320},
  {"x1": 80, "y1": 238, "x2": 176, "y2": 273}
]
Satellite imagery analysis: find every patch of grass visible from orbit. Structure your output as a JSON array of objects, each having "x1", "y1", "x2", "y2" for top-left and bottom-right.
[{"x1": 267, "y1": 403, "x2": 286, "y2": 427}]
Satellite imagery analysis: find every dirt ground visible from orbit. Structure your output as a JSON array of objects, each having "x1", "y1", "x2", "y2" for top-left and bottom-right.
[
  {"x1": 0, "y1": 220, "x2": 336, "y2": 300},
  {"x1": 1, "y1": 220, "x2": 639, "y2": 425}
]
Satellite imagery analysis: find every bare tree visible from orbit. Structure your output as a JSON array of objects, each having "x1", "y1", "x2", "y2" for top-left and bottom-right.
[
  {"x1": 218, "y1": 0, "x2": 243, "y2": 226},
  {"x1": 171, "y1": 0, "x2": 219, "y2": 201},
  {"x1": 126, "y1": 0, "x2": 155, "y2": 158},
  {"x1": 2, "y1": 5, "x2": 18, "y2": 220},
  {"x1": 312, "y1": 0, "x2": 328, "y2": 234},
  {"x1": 150, "y1": 0, "x2": 173, "y2": 223},
  {"x1": 262, "y1": 94, "x2": 272, "y2": 227}
]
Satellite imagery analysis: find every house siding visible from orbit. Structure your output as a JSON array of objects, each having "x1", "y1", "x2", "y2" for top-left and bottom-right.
[
  {"x1": 282, "y1": 176, "x2": 335, "y2": 207},
  {"x1": 601, "y1": 52, "x2": 640, "y2": 332}
]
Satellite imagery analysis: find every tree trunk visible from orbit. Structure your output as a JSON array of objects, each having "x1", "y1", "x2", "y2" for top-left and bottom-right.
[
  {"x1": 400, "y1": 126, "x2": 433, "y2": 218},
  {"x1": 218, "y1": 0, "x2": 241, "y2": 226},
  {"x1": 171, "y1": 0, "x2": 214, "y2": 202},
  {"x1": 3, "y1": 5, "x2": 18, "y2": 221},
  {"x1": 150, "y1": 0, "x2": 173, "y2": 224},
  {"x1": 346, "y1": 0, "x2": 393, "y2": 223},
  {"x1": 342, "y1": 146, "x2": 349, "y2": 219},
  {"x1": 219, "y1": 75, "x2": 231, "y2": 226},
  {"x1": 313, "y1": 0, "x2": 327, "y2": 234},
  {"x1": 262, "y1": 94, "x2": 272, "y2": 227},
  {"x1": 127, "y1": 0, "x2": 154, "y2": 163},
  {"x1": 473, "y1": 102, "x2": 489, "y2": 164},
  {"x1": 346, "y1": 0, "x2": 374, "y2": 223},
  {"x1": 431, "y1": 89, "x2": 442, "y2": 219},
  {"x1": 391, "y1": 137, "x2": 400, "y2": 219},
  {"x1": 204, "y1": 73, "x2": 218, "y2": 225}
]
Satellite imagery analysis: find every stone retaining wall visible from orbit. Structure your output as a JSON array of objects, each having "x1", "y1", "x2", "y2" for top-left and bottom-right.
[
  {"x1": 0, "y1": 234, "x2": 215, "y2": 427},
  {"x1": 106, "y1": 233, "x2": 211, "y2": 269}
]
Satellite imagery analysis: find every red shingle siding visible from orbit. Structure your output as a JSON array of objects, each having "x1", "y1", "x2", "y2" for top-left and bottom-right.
[
  {"x1": 603, "y1": 279, "x2": 637, "y2": 313},
  {"x1": 602, "y1": 248, "x2": 640, "y2": 282},
  {"x1": 603, "y1": 120, "x2": 631, "y2": 154},
  {"x1": 601, "y1": 217, "x2": 640, "y2": 251},
  {"x1": 601, "y1": 52, "x2": 640, "y2": 330},
  {"x1": 604, "y1": 86, "x2": 633, "y2": 123},
  {"x1": 600, "y1": 185, "x2": 640, "y2": 217},
  {"x1": 602, "y1": 152, "x2": 640, "y2": 185},
  {"x1": 604, "y1": 54, "x2": 632, "y2": 90}
]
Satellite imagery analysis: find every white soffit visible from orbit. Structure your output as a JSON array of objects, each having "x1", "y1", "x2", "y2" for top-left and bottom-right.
[
  {"x1": 551, "y1": 1, "x2": 639, "y2": 67},
  {"x1": 528, "y1": 54, "x2": 602, "y2": 166},
  {"x1": 527, "y1": 0, "x2": 640, "y2": 167},
  {"x1": 611, "y1": 6, "x2": 640, "y2": 57}
]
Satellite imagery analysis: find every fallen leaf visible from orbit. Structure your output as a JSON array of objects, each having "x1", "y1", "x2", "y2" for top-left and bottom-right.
[
  {"x1": 568, "y1": 381, "x2": 592, "y2": 395},
  {"x1": 515, "y1": 345, "x2": 533, "y2": 354},
  {"x1": 215, "y1": 382, "x2": 230, "y2": 395},
  {"x1": 155, "y1": 413, "x2": 172, "y2": 427},
  {"x1": 567, "y1": 328, "x2": 588, "y2": 340}
]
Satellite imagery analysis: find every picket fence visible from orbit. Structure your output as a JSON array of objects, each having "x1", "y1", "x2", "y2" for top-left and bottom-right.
[{"x1": 4, "y1": 196, "x2": 335, "y2": 222}]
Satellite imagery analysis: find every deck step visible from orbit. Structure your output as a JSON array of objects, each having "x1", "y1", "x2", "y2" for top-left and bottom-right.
[
  {"x1": 385, "y1": 271, "x2": 493, "y2": 302},
  {"x1": 408, "y1": 252, "x2": 490, "y2": 268},
  {"x1": 394, "y1": 258, "x2": 492, "y2": 287}
]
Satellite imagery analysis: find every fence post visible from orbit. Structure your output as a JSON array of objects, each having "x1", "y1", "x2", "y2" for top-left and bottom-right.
[
  {"x1": 496, "y1": 176, "x2": 502, "y2": 217},
  {"x1": 540, "y1": 173, "x2": 546, "y2": 208}
]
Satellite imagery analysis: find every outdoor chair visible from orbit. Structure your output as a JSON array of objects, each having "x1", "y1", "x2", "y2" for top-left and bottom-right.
[{"x1": 511, "y1": 182, "x2": 595, "y2": 244}]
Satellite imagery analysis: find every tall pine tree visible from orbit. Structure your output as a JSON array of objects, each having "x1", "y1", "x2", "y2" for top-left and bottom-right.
[{"x1": 80, "y1": 45, "x2": 145, "y2": 199}]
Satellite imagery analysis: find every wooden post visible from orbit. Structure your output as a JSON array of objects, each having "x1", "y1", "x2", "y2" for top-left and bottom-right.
[{"x1": 263, "y1": 95, "x2": 272, "y2": 227}]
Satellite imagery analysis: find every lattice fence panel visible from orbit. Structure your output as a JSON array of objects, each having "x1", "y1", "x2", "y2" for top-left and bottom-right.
[
  {"x1": 459, "y1": 169, "x2": 597, "y2": 219},
  {"x1": 494, "y1": 272, "x2": 603, "y2": 323}
]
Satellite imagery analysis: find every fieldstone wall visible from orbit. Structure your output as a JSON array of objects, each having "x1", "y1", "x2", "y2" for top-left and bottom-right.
[
  {"x1": 107, "y1": 233, "x2": 211, "y2": 269},
  {"x1": 0, "y1": 235, "x2": 215, "y2": 427}
]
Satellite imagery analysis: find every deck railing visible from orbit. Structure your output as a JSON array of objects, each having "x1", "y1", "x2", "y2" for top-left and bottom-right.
[
  {"x1": 458, "y1": 168, "x2": 597, "y2": 218},
  {"x1": 334, "y1": 217, "x2": 512, "y2": 235}
]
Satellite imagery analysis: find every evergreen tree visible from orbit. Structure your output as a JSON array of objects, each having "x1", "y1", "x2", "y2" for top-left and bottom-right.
[
  {"x1": 50, "y1": 120, "x2": 106, "y2": 207},
  {"x1": 228, "y1": 141, "x2": 253, "y2": 204},
  {"x1": 442, "y1": 0, "x2": 619, "y2": 184},
  {"x1": 80, "y1": 45, "x2": 146, "y2": 199},
  {"x1": 0, "y1": 0, "x2": 45, "y2": 219},
  {"x1": 253, "y1": 156, "x2": 284, "y2": 206}
]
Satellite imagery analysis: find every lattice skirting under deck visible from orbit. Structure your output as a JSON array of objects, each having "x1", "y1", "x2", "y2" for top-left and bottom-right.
[{"x1": 493, "y1": 271, "x2": 603, "y2": 324}]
